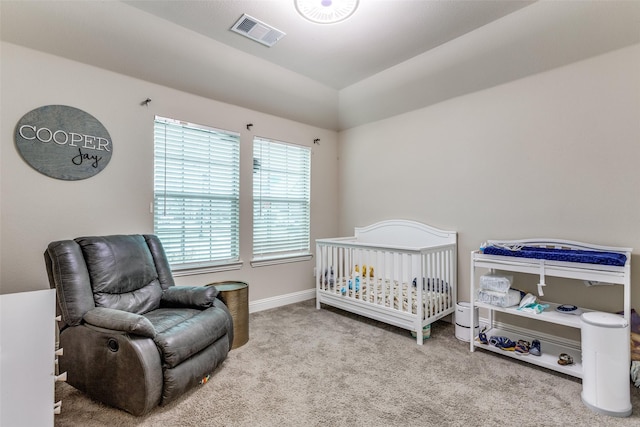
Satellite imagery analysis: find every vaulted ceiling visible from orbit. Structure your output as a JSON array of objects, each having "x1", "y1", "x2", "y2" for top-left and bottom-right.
[{"x1": 2, "y1": 1, "x2": 639, "y2": 130}]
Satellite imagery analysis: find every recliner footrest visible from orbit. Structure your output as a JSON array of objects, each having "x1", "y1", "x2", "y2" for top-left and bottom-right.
[{"x1": 161, "y1": 335, "x2": 230, "y2": 404}]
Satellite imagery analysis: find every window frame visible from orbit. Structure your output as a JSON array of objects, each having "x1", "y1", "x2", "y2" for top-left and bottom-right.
[
  {"x1": 251, "y1": 136, "x2": 312, "y2": 267},
  {"x1": 153, "y1": 115, "x2": 242, "y2": 275}
]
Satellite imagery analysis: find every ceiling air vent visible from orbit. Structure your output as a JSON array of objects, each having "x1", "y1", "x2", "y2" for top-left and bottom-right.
[{"x1": 230, "y1": 14, "x2": 286, "y2": 47}]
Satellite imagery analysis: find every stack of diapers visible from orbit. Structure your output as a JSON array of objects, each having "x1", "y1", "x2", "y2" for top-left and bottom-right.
[{"x1": 476, "y1": 273, "x2": 522, "y2": 307}]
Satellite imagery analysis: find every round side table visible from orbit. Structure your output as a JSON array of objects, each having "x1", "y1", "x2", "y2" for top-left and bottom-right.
[{"x1": 208, "y1": 281, "x2": 249, "y2": 349}]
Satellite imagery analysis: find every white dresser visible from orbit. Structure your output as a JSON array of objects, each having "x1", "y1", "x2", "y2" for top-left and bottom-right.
[{"x1": 1, "y1": 289, "x2": 61, "y2": 426}]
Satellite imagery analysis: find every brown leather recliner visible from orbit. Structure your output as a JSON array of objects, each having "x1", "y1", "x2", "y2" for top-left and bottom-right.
[{"x1": 44, "y1": 234, "x2": 234, "y2": 416}]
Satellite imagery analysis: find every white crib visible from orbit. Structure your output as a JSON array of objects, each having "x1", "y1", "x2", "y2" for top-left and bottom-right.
[{"x1": 316, "y1": 220, "x2": 457, "y2": 344}]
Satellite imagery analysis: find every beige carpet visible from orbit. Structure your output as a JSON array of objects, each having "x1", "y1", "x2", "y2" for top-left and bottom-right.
[{"x1": 55, "y1": 299, "x2": 640, "y2": 426}]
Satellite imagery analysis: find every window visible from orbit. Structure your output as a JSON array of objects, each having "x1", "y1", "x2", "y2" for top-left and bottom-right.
[
  {"x1": 154, "y1": 116, "x2": 240, "y2": 272},
  {"x1": 253, "y1": 137, "x2": 311, "y2": 264}
]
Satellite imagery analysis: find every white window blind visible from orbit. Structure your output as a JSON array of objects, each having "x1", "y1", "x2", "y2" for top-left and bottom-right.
[
  {"x1": 154, "y1": 116, "x2": 240, "y2": 269},
  {"x1": 253, "y1": 137, "x2": 311, "y2": 259}
]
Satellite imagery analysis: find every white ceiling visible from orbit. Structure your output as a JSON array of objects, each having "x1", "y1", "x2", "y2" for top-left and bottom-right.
[
  {"x1": 122, "y1": 0, "x2": 533, "y2": 90},
  {"x1": 2, "y1": 1, "x2": 640, "y2": 131}
]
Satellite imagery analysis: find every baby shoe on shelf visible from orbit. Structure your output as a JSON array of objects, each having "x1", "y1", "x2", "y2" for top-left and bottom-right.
[
  {"x1": 529, "y1": 339, "x2": 541, "y2": 356},
  {"x1": 515, "y1": 340, "x2": 530, "y2": 355},
  {"x1": 489, "y1": 336, "x2": 516, "y2": 351},
  {"x1": 558, "y1": 353, "x2": 574, "y2": 366}
]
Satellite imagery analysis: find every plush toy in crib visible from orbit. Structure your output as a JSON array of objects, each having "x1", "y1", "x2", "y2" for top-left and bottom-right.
[
  {"x1": 348, "y1": 277, "x2": 361, "y2": 292},
  {"x1": 356, "y1": 264, "x2": 374, "y2": 278},
  {"x1": 323, "y1": 267, "x2": 335, "y2": 287},
  {"x1": 362, "y1": 265, "x2": 374, "y2": 278}
]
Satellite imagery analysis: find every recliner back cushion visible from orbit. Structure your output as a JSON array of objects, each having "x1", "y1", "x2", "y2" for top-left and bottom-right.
[{"x1": 76, "y1": 235, "x2": 163, "y2": 314}]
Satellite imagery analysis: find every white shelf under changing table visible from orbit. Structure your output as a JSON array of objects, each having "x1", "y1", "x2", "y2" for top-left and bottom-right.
[{"x1": 469, "y1": 241, "x2": 632, "y2": 379}]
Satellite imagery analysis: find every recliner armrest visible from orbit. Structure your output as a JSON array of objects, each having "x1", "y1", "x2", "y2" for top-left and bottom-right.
[
  {"x1": 83, "y1": 307, "x2": 156, "y2": 338},
  {"x1": 161, "y1": 286, "x2": 219, "y2": 309}
]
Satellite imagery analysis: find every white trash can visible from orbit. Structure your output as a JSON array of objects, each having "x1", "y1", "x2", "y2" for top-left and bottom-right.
[
  {"x1": 580, "y1": 311, "x2": 631, "y2": 417},
  {"x1": 455, "y1": 302, "x2": 479, "y2": 342}
]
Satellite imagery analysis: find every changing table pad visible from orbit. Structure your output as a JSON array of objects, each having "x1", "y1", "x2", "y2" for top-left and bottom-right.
[{"x1": 481, "y1": 245, "x2": 627, "y2": 267}]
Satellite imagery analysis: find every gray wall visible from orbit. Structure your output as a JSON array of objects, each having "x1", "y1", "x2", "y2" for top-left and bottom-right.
[
  {"x1": 2, "y1": 39, "x2": 639, "y2": 326},
  {"x1": 338, "y1": 44, "x2": 640, "y2": 335},
  {"x1": 0, "y1": 42, "x2": 339, "y2": 302}
]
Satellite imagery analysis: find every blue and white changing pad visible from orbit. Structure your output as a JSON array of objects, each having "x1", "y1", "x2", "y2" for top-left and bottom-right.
[{"x1": 481, "y1": 245, "x2": 627, "y2": 267}]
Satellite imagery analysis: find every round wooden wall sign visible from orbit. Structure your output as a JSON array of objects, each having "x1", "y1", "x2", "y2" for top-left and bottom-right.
[{"x1": 14, "y1": 105, "x2": 113, "y2": 180}]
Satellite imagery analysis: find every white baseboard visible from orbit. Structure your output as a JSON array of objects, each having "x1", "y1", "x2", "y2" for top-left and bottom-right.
[{"x1": 249, "y1": 288, "x2": 315, "y2": 313}]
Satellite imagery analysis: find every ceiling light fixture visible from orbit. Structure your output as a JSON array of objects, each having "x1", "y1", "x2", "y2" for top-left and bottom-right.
[{"x1": 295, "y1": 0, "x2": 359, "y2": 24}]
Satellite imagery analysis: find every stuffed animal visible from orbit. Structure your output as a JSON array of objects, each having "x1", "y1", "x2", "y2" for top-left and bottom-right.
[
  {"x1": 324, "y1": 267, "x2": 335, "y2": 287},
  {"x1": 348, "y1": 277, "x2": 360, "y2": 292},
  {"x1": 359, "y1": 265, "x2": 374, "y2": 278}
]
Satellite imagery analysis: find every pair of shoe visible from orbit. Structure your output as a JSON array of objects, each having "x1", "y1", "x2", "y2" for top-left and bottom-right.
[
  {"x1": 489, "y1": 336, "x2": 516, "y2": 351},
  {"x1": 558, "y1": 353, "x2": 574, "y2": 366},
  {"x1": 515, "y1": 340, "x2": 530, "y2": 355},
  {"x1": 530, "y1": 339, "x2": 541, "y2": 356},
  {"x1": 477, "y1": 328, "x2": 488, "y2": 345}
]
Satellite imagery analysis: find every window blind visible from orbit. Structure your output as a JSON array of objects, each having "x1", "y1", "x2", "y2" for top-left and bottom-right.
[
  {"x1": 253, "y1": 137, "x2": 311, "y2": 258},
  {"x1": 154, "y1": 116, "x2": 240, "y2": 268}
]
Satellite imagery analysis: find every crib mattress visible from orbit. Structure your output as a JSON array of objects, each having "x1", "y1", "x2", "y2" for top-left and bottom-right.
[{"x1": 481, "y1": 245, "x2": 627, "y2": 267}]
